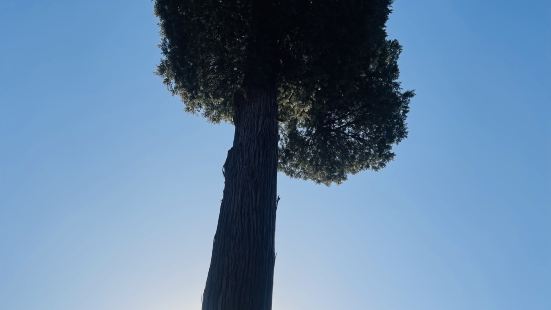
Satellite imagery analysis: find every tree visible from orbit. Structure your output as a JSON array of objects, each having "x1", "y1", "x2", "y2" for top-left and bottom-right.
[{"x1": 154, "y1": 1, "x2": 413, "y2": 309}]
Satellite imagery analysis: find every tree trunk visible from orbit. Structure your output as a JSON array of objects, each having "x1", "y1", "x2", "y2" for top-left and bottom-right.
[{"x1": 202, "y1": 85, "x2": 278, "y2": 310}]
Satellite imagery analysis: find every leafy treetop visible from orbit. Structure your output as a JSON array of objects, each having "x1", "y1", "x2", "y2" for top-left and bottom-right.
[{"x1": 155, "y1": 0, "x2": 413, "y2": 184}]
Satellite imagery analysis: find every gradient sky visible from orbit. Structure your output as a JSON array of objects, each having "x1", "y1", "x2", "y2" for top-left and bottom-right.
[{"x1": 1, "y1": 1, "x2": 550, "y2": 309}]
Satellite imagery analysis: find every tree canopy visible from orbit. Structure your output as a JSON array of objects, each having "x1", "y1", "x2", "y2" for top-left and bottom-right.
[{"x1": 155, "y1": 0, "x2": 413, "y2": 184}]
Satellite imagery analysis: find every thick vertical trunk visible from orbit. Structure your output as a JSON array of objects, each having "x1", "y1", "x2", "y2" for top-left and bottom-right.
[{"x1": 202, "y1": 85, "x2": 278, "y2": 310}]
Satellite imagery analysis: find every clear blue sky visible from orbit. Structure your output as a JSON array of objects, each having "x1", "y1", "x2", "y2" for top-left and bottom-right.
[{"x1": 1, "y1": 1, "x2": 549, "y2": 309}]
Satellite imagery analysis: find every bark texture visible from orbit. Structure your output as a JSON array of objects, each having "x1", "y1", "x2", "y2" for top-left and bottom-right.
[{"x1": 202, "y1": 85, "x2": 278, "y2": 310}]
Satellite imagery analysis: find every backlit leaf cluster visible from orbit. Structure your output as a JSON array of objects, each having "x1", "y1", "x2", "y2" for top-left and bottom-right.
[{"x1": 155, "y1": 0, "x2": 413, "y2": 184}]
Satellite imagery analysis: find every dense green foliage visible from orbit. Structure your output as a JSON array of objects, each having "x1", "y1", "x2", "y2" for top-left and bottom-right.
[{"x1": 155, "y1": 0, "x2": 413, "y2": 184}]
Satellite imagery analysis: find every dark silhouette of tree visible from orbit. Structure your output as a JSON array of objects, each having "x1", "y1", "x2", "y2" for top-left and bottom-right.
[{"x1": 154, "y1": 0, "x2": 412, "y2": 309}]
